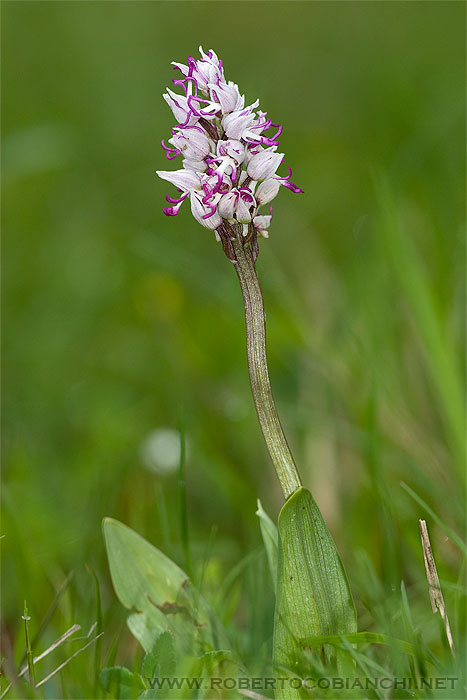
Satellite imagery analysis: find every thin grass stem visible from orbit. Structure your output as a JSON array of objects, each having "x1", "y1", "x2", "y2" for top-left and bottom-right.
[{"x1": 22, "y1": 601, "x2": 35, "y2": 688}]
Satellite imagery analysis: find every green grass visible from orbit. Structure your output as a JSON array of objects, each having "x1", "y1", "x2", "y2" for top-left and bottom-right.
[{"x1": 2, "y1": 1, "x2": 465, "y2": 698}]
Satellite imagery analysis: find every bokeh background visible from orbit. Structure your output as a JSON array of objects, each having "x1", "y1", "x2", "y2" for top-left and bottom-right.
[{"x1": 3, "y1": 1, "x2": 465, "y2": 695}]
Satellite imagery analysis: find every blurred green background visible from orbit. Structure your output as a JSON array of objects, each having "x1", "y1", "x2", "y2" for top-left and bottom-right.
[{"x1": 3, "y1": 1, "x2": 465, "y2": 695}]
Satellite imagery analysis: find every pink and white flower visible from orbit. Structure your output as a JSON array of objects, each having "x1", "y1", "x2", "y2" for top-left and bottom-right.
[{"x1": 156, "y1": 48, "x2": 303, "y2": 246}]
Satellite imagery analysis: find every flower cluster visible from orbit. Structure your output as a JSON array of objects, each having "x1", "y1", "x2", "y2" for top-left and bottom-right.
[{"x1": 156, "y1": 48, "x2": 303, "y2": 254}]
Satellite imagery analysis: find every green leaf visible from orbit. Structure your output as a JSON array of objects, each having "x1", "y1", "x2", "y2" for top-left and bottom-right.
[
  {"x1": 103, "y1": 518, "x2": 233, "y2": 657},
  {"x1": 100, "y1": 666, "x2": 144, "y2": 699},
  {"x1": 256, "y1": 499, "x2": 278, "y2": 593},
  {"x1": 142, "y1": 632, "x2": 176, "y2": 680},
  {"x1": 301, "y1": 631, "x2": 433, "y2": 664},
  {"x1": 273, "y1": 488, "x2": 357, "y2": 698}
]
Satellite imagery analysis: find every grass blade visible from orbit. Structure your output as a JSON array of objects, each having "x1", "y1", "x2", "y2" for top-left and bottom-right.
[
  {"x1": 375, "y1": 174, "x2": 465, "y2": 474},
  {"x1": 401, "y1": 481, "x2": 467, "y2": 554}
]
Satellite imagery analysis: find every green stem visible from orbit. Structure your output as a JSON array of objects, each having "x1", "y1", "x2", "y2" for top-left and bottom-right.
[
  {"x1": 22, "y1": 601, "x2": 35, "y2": 687},
  {"x1": 230, "y1": 229, "x2": 301, "y2": 500}
]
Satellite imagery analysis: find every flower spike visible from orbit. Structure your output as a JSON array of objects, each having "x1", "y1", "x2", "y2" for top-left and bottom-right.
[{"x1": 157, "y1": 48, "x2": 303, "y2": 254}]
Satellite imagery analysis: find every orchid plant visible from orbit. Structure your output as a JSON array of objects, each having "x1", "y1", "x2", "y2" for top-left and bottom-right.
[
  {"x1": 104, "y1": 48, "x2": 357, "y2": 700},
  {"x1": 156, "y1": 47, "x2": 357, "y2": 691}
]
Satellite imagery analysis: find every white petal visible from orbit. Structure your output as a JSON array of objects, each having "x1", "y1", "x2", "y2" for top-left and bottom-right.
[{"x1": 156, "y1": 169, "x2": 201, "y2": 192}]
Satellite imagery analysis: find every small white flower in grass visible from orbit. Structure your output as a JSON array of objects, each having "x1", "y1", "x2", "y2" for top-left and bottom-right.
[
  {"x1": 156, "y1": 46, "x2": 303, "y2": 255},
  {"x1": 140, "y1": 428, "x2": 184, "y2": 475}
]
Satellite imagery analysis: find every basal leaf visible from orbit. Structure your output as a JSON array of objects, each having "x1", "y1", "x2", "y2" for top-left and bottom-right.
[
  {"x1": 273, "y1": 488, "x2": 357, "y2": 698},
  {"x1": 103, "y1": 518, "x2": 232, "y2": 656}
]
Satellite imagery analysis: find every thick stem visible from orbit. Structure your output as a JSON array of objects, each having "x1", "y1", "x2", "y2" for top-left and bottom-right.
[{"x1": 230, "y1": 230, "x2": 302, "y2": 500}]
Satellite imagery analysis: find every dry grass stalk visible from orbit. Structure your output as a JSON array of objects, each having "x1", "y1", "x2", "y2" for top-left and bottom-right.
[{"x1": 419, "y1": 518, "x2": 455, "y2": 657}]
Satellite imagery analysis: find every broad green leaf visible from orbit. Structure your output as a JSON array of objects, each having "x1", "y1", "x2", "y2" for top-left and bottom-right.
[
  {"x1": 100, "y1": 666, "x2": 144, "y2": 699},
  {"x1": 256, "y1": 499, "x2": 278, "y2": 593},
  {"x1": 103, "y1": 518, "x2": 233, "y2": 656},
  {"x1": 273, "y1": 488, "x2": 357, "y2": 698}
]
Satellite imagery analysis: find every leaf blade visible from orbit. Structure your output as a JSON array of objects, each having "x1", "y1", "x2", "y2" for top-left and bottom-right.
[{"x1": 273, "y1": 488, "x2": 357, "y2": 697}]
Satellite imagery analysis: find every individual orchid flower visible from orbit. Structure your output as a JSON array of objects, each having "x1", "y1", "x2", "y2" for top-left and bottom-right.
[
  {"x1": 208, "y1": 80, "x2": 245, "y2": 115},
  {"x1": 156, "y1": 47, "x2": 303, "y2": 251},
  {"x1": 190, "y1": 191, "x2": 222, "y2": 229},
  {"x1": 217, "y1": 139, "x2": 245, "y2": 164},
  {"x1": 253, "y1": 213, "x2": 272, "y2": 238},
  {"x1": 167, "y1": 125, "x2": 213, "y2": 161},
  {"x1": 172, "y1": 47, "x2": 224, "y2": 94},
  {"x1": 221, "y1": 101, "x2": 260, "y2": 141},
  {"x1": 217, "y1": 187, "x2": 256, "y2": 224},
  {"x1": 206, "y1": 139, "x2": 245, "y2": 180}
]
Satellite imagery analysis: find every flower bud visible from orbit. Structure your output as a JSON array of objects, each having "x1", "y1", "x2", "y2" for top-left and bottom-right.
[
  {"x1": 247, "y1": 149, "x2": 283, "y2": 181},
  {"x1": 255, "y1": 178, "x2": 280, "y2": 205},
  {"x1": 194, "y1": 47, "x2": 224, "y2": 91}
]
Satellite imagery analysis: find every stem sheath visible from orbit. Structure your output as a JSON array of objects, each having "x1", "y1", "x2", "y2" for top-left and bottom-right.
[{"x1": 230, "y1": 230, "x2": 301, "y2": 500}]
